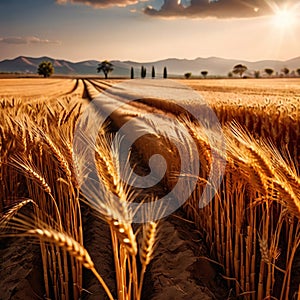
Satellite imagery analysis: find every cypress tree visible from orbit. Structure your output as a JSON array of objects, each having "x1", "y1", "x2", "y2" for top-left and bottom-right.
[
  {"x1": 131, "y1": 67, "x2": 134, "y2": 79},
  {"x1": 141, "y1": 66, "x2": 146, "y2": 78},
  {"x1": 141, "y1": 66, "x2": 144, "y2": 78},
  {"x1": 152, "y1": 66, "x2": 155, "y2": 78},
  {"x1": 163, "y1": 66, "x2": 167, "y2": 79}
]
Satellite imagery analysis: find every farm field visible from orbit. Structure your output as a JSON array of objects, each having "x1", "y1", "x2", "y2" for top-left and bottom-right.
[
  {"x1": 0, "y1": 78, "x2": 299, "y2": 300},
  {"x1": 185, "y1": 78, "x2": 300, "y2": 105}
]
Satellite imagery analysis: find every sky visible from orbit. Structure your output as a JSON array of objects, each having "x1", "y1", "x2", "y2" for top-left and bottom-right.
[{"x1": 0, "y1": 0, "x2": 299, "y2": 62}]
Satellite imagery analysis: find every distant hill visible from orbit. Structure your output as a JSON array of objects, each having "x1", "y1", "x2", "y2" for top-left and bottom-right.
[{"x1": 0, "y1": 55, "x2": 300, "y2": 77}]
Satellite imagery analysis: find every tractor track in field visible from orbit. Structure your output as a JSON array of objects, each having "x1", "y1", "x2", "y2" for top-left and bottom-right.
[
  {"x1": 82, "y1": 79, "x2": 190, "y2": 119},
  {"x1": 65, "y1": 78, "x2": 80, "y2": 95}
]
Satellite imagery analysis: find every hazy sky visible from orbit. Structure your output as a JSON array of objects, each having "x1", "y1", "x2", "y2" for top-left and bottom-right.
[{"x1": 0, "y1": 0, "x2": 299, "y2": 62}]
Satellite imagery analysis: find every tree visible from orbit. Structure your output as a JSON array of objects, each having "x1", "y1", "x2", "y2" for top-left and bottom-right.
[
  {"x1": 152, "y1": 66, "x2": 155, "y2": 78},
  {"x1": 163, "y1": 67, "x2": 167, "y2": 79},
  {"x1": 232, "y1": 64, "x2": 248, "y2": 77},
  {"x1": 265, "y1": 68, "x2": 274, "y2": 77},
  {"x1": 254, "y1": 70, "x2": 260, "y2": 78},
  {"x1": 141, "y1": 66, "x2": 146, "y2": 78},
  {"x1": 281, "y1": 67, "x2": 289, "y2": 76},
  {"x1": 228, "y1": 72, "x2": 233, "y2": 78},
  {"x1": 297, "y1": 69, "x2": 300, "y2": 76},
  {"x1": 184, "y1": 72, "x2": 192, "y2": 79},
  {"x1": 201, "y1": 71, "x2": 208, "y2": 78},
  {"x1": 97, "y1": 60, "x2": 113, "y2": 79},
  {"x1": 37, "y1": 61, "x2": 54, "y2": 78},
  {"x1": 130, "y1": 67, "x2": 134, "y2": 79}
]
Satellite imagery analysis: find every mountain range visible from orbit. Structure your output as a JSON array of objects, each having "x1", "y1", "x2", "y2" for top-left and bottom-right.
[{"x1": 0, "y1": 55, "x2": 300, "y2": 77}]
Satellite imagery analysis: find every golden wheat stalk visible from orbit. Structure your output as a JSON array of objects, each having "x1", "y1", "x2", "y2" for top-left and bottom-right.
[
  {"x1": 40, "y1": 131, "x2": 72, "y2": 180},
  {"x1": 1, "y1": 214, "x2": 114, "y2": 300},
  {"x1": 139, "y1": 221, "x2": 157, "y2": 267},
  {"x1": 29, "y1": 228, "x2": 114, "y2": 300},
  {"x1": 258, "y1": 234, "x2": 270, "y2": 264},
  {"x1": 10, "y1": 156, "x2": 52, "y2": 195},
  {"x1": 9, "y1": 156, "x2": 62, "y2": 226},
  {"x1": 0, "y1": 199, "x2": 35, "y2": 228},
  {"x1": 137, "y1": 202, "x2": 161, "y2": 300},
  {"x1": 226, "y1": 122, "x2": 300, "y2": 217},
  {"x1": 76, "y1": 128, "x2": 139, "y2": 299},
  {"x1": 138, "y1": 221, "x2": 158, "y2": 299},
  {"x1": 86, "y1": 132, "x2": 138, "y2": 255},
  {"x1": 28, "y1": 228, "x2": 93, "y2": 268}
]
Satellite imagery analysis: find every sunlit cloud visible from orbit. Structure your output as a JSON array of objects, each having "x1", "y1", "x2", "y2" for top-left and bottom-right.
[
  {"x1": 0, "y1": 36, "x2": 61, "y2": 45},
  {"x1": 144, "y1": 0, "x2": 300, "y2": 19},
  {"x1": 56, "y1": 0, "x2": 144, "y2": 8}
]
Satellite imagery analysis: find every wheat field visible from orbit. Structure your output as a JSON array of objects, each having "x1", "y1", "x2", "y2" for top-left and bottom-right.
[{"x1": 0, "y1": 78, "x2": 299, "y2": 300}]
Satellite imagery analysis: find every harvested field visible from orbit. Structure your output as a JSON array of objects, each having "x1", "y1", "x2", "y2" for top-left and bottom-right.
[{"x1": 0, "y1": 78, "x2": 299, "y2": 300}]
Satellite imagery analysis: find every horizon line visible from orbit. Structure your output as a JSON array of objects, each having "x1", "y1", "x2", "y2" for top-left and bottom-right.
[{"x1": 1, "y1": 54, "x2": 299, "y2": 64}]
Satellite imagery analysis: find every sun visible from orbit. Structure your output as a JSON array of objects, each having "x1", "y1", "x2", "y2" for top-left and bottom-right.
[{"x1": 272, "y1": 8, "x2": 296, "y2": 28}]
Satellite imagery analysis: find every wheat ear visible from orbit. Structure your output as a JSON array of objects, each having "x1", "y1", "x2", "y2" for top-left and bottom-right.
[
  {"x1": 27, "y1": 228, "x2": 114, "y2": 300},
  {"x1": 94, "y1": 135, "x2": 137, "y2": 255},
  {"x1": 139, "y1": 221, "x2": 157, "y2": 267},
  {"x1": 138, "y1": 221, "x2": 158, "y2": 300},
  {"x1": 10, "y1": 157, "x2": 62, "y2": 227},
  {"x1": 107, "y1": 218, "x2": 137, "y2": 256},
  {"x1": 258, "y1": 234, "x2": 271, "y2": 264},
  {"x1": 11, "y1": 157, "x2": 52, "y2": 195},
  {"x1": 0, "y1": 199, "x2": 35, "y2": 228},
  {"x1": 41, "y1": 132, "x2": 72, "y2": 180}
]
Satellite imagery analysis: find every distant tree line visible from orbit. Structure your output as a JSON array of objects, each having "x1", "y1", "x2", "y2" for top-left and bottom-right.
[
  {"x1": 132, "y1": 64, "x2": 300, "y2": 79},
  {"x1": 96, "y1": 61, "x2": 300, "y2": 79},
  {"x1": 170, "y1": 65, "x2": 300, "y2": 79},
  {"x1": 34, "y1": 60, "x2": 300, "y2": 79},
  {"x1": 229, "y1": 64, "x2": 300, "y2": 79}
]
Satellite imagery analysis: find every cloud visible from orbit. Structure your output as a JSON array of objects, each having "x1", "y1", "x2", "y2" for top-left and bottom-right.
[
  {"x1": 0, "y1": 36, "x2": 61, "y2": 45},
  {"x1": 144, "y1": 0, "x2": 298, "y2": 19},
  {"x1": 56, "y1": 0, "x2": 140, "y2": 8}
]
